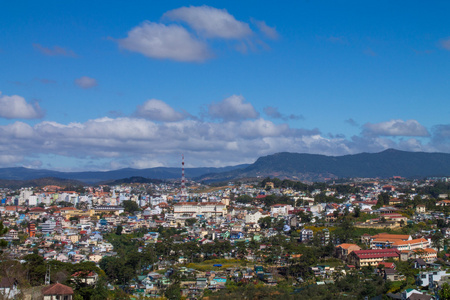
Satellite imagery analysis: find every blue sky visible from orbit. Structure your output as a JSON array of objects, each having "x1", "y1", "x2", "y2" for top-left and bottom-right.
[{"x1": 1, "y1": 1, "x2": 450, "y2": 170}]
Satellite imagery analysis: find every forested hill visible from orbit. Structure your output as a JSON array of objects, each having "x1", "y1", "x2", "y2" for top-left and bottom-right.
[
  {"x1": 0, "y1": 164, "x2": 249, "y2": 184},
  {"x1": 197, "y1": 149, "x2": 450, "y2": 182},
  {"x1": 1, "y1": 149, "x2": 450, "y2": 184}
]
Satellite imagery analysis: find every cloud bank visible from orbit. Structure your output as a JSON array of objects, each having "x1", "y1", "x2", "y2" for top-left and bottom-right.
[{"x1": 0, "y1": 92, "x2": 448, "y2": 170}]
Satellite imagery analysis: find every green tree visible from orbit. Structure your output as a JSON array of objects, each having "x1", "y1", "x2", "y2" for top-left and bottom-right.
[
  {"x1": 115, "y1": 225, "x2": 123, "y2": 235},
  {"x1": 431, "y1": 231, "x2": 445, "y2": 253},
  {"x1": 165, "y1": 283, "x2": 181, "y2": 300},
  {"x1": 122, "y1": 200, "x2": 140, "y2": 214},
  {"x1": 353, "y1": 206, "x2": 361, "y2": 218},
  {"x1": 236, "y1": 195, "x2": 253, "y2": 203},
  {"x1": 23, "y1": 253, "x2": 46, "y2": 285},
  {"x1": 440, "y1": 282, "x2": 450, "y2": 300},
  {"x1": 0, "y1": 221, "x2": 8, "y2": 248},
  {"x1": 258, "y1": 216, "x2": 273, "y2": 229},
  {"x1": 377, "y1": 193, "x2": 390, "y2": 206},
  {"x1": 185, "y1": 218, "x2": 197, "y2": 226}
]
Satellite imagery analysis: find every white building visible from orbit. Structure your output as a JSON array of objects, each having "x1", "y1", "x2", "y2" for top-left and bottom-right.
[
  {"x1": 270, "y1": 204, "x2": 293, "y2": 217},
  {"x1": 417, "y1": 270, "x2": 450, "y2": 288},
  {"x1": 173, "y1": 202, "x2": 227, "y2": 219},
  {"x1": 245, "y1": 211, "x2": 264, "y2": 224},
  {"x1": 28, "y1": 195, "x2": 38, "y2": 206},
  {"x1": 41, "y1": 220, "x2": 57, "y2": 234}
]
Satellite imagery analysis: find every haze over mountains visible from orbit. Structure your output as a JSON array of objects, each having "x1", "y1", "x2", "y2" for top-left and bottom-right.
[{"x1": 0, "y1": 149, "x2": 450, "y2": 187}]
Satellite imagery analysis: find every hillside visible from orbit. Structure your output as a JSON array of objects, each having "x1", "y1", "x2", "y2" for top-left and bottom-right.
[
  {"x1": 1, "y1": 149, "x2": 450, "y2": 185},
  {"x1": 196, "y1": 149, "x2": 450, "y2": 182},
  {"x1": 0, "y1": 177, "x2": 86, "y2": 189},
  {"x1": 0, "y1": 164, "x2": 249, "y2": 184}
]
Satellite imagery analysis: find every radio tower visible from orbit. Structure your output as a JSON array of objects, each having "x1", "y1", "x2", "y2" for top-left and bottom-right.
[{"x1": 181, "y1": 154, "x2": 187, "y2": 201}]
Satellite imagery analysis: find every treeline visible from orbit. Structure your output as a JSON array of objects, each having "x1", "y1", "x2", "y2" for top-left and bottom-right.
[
  {"x1": 417, "y1": 181, "x2": 450, "y2": 199},
  {"x1": 1, "y1": 252, "x2": 108, "y2": 299},
  {"x1": 260, "y1": 177, "x2": 360, "y2": 194}
]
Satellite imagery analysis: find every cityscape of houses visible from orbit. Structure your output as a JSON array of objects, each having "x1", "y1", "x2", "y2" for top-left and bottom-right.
[{"x1": 0, "y1": 176, "x2": 450, "y2": 299}]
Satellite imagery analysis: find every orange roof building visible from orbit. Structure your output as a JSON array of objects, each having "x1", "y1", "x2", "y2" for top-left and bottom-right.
[
  {"x1": 42, "y1": 283, "x2": 73, "y2": 299},
  {"x1": 336, "y1": 243, "x2": 362, "y2": 260}
]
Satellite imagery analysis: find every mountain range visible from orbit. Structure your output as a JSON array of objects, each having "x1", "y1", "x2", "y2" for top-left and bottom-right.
[
  {"x1": 0, "y1": 165, "x2": 248, "y2": 185},
  {"x1": 0, "y1": 149, "x2": 449, "y2": 187},
  {"x1": 197, "y1": 149, "x2": 450, "y2": 182}
]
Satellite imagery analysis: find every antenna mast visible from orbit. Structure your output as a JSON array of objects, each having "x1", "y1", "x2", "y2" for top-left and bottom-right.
[
  {"x1": 181, "y1": 154, "x2": 187, "y2": 201},
  {"x1": 45, "y1": 264, "x2": 51, "y2": 285}
]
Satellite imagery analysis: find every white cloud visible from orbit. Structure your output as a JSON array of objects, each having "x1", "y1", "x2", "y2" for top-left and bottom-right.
[
  {"x1": 1, "y1": 95, "x2": 447, "y2": 170},
  {"x1": 264, "y1": 106, "x2": 303, "y2": 121},
  {"x1": 164, "y1": 5, "x2": 252, "y2": 39},
  {"x1": 440, "y1": 38, "x2": 450, "y2": 50},
  {"x1": 363, "y1": 119, "x2": 429, "y2": 137},
  {"x1": 0, "y1": 92, "x2": 44, "y2": 119},
  {"x1": 0, "y1": 154, "x2": 24, "y2": 165},
  {"x1": 239, "y1": 119, "x2": 289, "y2": 138},
  {"x1": 33, "y1": 43, "x2": 77, "y2": 57},
  {"x1": 208, "y1": 95, "x2": 259, "y2": 121},
  {"x1": 0, "y1": 114, "x2": 445, "y2": 169},
  {"x1": 116, "y1": 6, "x2": 278, "y2": 62},
  {"x1": 252, "y1": 19, "x2": 279, "y2": 40},
  {"x1": 135, "y1": 99, "x2": 185, "y2": 122},
  {"x1": 0, "y1": 115, "x2": 332, "y2": 168},
  {"x1": 429, "y1": 124, "x2": 450, "y2": 152},
  {"x1": 117, "y1": 21, "x2": 211, "y2": 62},
  {"x1": 74, "y1": 76, "x2": 98, "y2": 89},
  {"x1": 345, "y1": 118, "x2": 359, "y2": 127}
]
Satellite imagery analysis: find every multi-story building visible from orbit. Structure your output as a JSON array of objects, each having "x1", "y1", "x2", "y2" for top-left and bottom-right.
[
  {"x1": 391, "y1": 238, "x2": 430, "y2": 251},
  {"x1": 300, "y1": 228, "x2": 313, "y2": 243},
  {"x1": 41, "y1": 220, "x2": 57, "y2": 234},
  {"x1": 417, "y1": 270, "x2": 450, "y2": 288},
  {"x1": 369, "y1": 233, "x2": 411, "y2": 249},
  {"x1": 245, "y1": 211, "x2": 264, "y2": 224},
  {"x1": 173, "y1": 202, "x2": 227, "y2": 219},
  {"x1": 348, "y1": 249, "x2": 401, "y2": 268},
  {"x1": 270, "y1": 204, "x2": 293, "y2": 217},
  {"x1": 335, "y1": 243, "x2": 361, "y2": 260}
]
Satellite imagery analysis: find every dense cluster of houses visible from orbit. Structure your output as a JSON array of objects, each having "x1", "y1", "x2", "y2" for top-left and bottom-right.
[{"x1": 0, "y1": 177, "x2": 449, "y2": 298}]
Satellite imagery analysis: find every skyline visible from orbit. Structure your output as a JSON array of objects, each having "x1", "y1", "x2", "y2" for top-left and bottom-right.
[{"x1": 1, "y1": 1, "x2": 450, "y2": 171}]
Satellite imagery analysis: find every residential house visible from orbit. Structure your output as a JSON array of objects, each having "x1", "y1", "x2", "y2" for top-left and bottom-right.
[
  {"x1": 335, "y1": 243, "x2": 361, "y2": 260},
  {"x1": 71, "y1": 271, "x2": 98, "y2": 285},
  {"x1": 347, "y1": 249, "x2": 401, "y2": 268},
  {"x1": 0, "y1": 277, "x2": 19, "y2": 299},
  {"x1": 391, "y1": 238, "x2": 430, "y2": 251},
  {"x1": 300, "y1": 228, "x2": 313, "y2": 243},
  {"x1": 42, "y1": 283, "x2": 74, "y2": 300},
  {"x1": 416, "y1": 205, "x2": 426, "y2": 214},
  {"x1": 417, "y1": 270, "x2": 450, "y2": 288},
  {"x1": 369, "y1": 233, "x2": 411, "y2": 249}
]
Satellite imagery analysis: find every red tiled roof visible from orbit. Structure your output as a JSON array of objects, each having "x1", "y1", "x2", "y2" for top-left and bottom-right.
[
  {"x1": 353, "y1": 249, "x2": 400, "y2": 259},
  {"x1": 42, "y1": 283, "x2": 74, "y2": 295},
  {"x1": 72, "y1": 271, "x2": 97, "y2": 277},
  {"x1": 336, "y1": 243, "x2": 361, "y2": 250},
  {"x1": 30, "y1": 207, "x2": 46, "y2": 212},
  {"x1": 378, "y1": 262, "x2": 395, "y2": 269}
]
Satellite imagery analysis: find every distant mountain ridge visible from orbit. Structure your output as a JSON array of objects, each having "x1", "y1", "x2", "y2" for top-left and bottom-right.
[
  {"x1": 196, "y1": 149, "x2": 450, "y2": 182},
  {"x1": 1, "y1": 149, "x2": 450, "y2": 186},
  {"x1": 0, "y1": 164, "x2": 249, "y2": 184}
]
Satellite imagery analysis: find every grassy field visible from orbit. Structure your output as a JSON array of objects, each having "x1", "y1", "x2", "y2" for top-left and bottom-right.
[
  {"x1": 186, "y1": 258, "x2": 249, "y2": 271},
  {"x1": 193, "y1": 186, "x2": 232, "y2": 194}
]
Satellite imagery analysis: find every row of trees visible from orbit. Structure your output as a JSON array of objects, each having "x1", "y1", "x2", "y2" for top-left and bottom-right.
[{"x1": 0, "y1": 251, "x2": 108, "y2": 299}]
